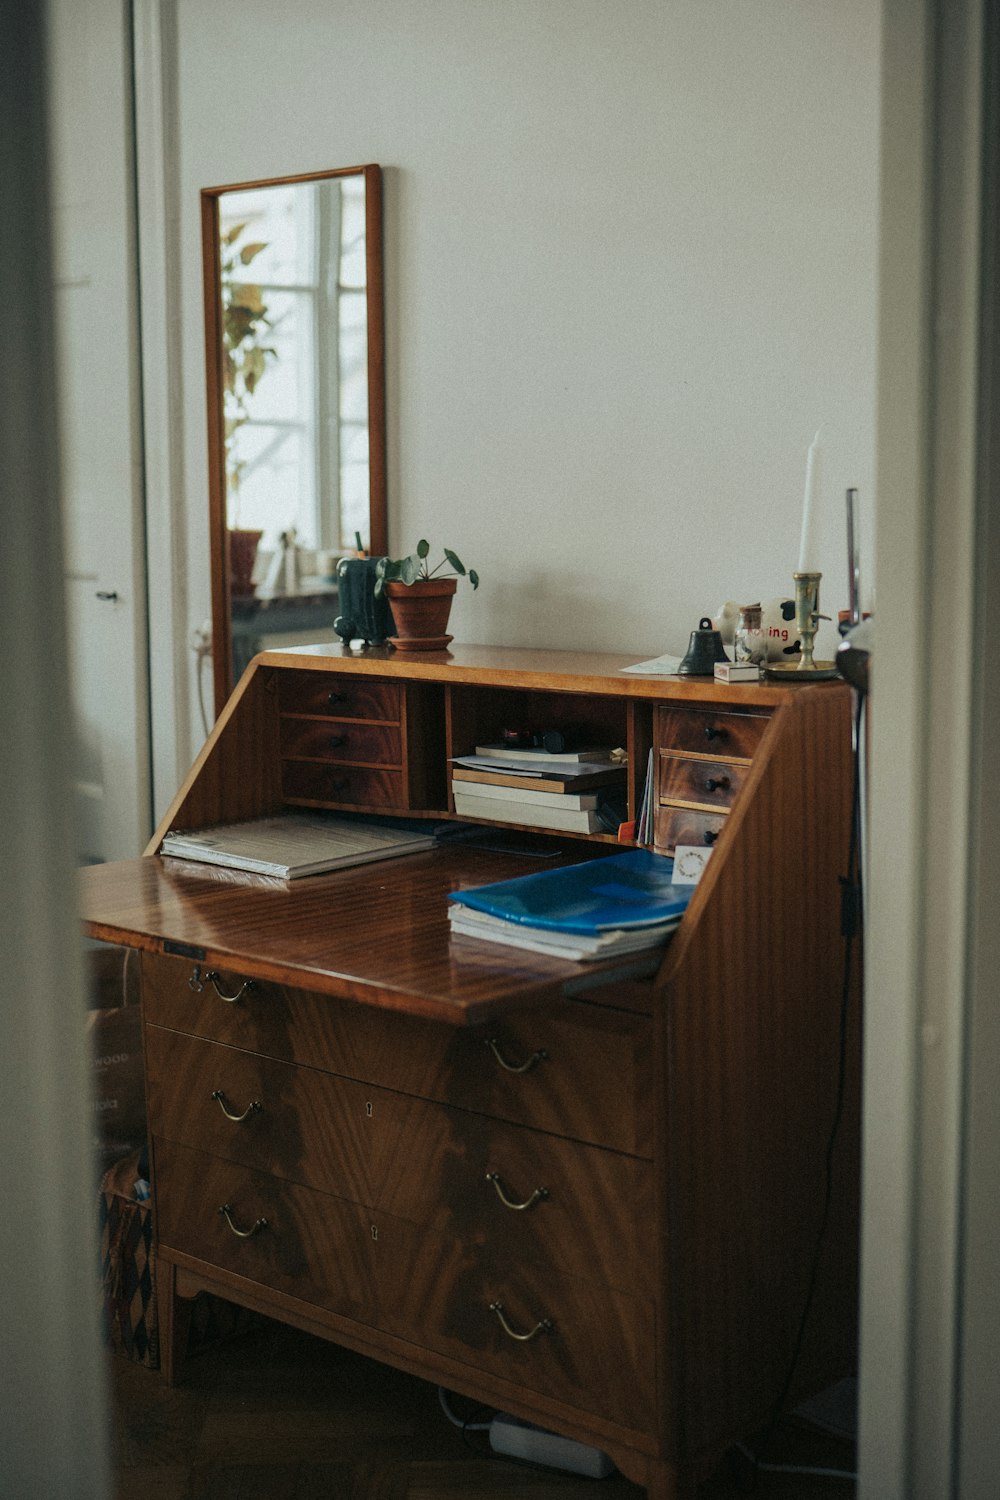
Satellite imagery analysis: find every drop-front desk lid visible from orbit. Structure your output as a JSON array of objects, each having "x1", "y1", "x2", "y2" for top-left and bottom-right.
[{"x1": 78, "y1": 839, "x2": 664, "y2": 1026}]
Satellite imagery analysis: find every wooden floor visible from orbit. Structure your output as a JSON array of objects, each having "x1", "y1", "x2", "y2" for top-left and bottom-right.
[{"x1": 106, "y1": 1317, "x2": 856, "y2": 1499}]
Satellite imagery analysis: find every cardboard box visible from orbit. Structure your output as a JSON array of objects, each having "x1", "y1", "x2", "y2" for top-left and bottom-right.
[{"x1": 86, "y1": 947, "x2": 146, "y2": 1174}]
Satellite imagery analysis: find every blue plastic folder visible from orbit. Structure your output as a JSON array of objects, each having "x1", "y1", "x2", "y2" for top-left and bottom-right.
[{"x1": 448, "y1": 849, "x2": 693, "y2": 934}]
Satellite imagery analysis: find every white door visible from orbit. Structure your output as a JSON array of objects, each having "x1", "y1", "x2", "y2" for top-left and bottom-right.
[{"x1": 47, "y1": 0, "x2": 151, "y2": 862}]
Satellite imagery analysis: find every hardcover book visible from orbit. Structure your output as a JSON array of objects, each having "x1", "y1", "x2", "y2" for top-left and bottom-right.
[{"x1": 160, "y1": 813, "x2": 436, "y2": 879}]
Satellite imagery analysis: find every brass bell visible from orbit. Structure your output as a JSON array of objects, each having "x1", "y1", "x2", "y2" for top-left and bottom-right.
[{"x1": 677, "y1": 617, "x2": 729, "y2": 676}]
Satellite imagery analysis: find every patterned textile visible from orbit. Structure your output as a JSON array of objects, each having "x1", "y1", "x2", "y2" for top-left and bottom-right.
[{"x1": 98, "y1": 1150, "x2": 158, "y2": 1368}]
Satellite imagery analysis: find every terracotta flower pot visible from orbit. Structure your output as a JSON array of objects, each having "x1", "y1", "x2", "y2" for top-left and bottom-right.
[
  {"x1": 228, "y1": 528, "x2": 263, "y2": 597},
  {"x1": 384, "y1": 577, "x2": 457, "y2": 651}
]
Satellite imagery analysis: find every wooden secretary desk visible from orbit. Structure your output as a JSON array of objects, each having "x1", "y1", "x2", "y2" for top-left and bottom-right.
[{"x1": 78, "y1": 644, "x2": 860, "y2": 1500}]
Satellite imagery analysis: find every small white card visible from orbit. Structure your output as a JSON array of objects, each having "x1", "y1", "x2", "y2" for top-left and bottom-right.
[{"x1": 672, "y1": 844, "x2": 714, "y2": 885}]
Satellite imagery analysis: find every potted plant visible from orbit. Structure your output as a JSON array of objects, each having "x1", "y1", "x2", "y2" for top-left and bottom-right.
[{"x1": 374, "y1": 540, "x2": 479, "y2": 650}]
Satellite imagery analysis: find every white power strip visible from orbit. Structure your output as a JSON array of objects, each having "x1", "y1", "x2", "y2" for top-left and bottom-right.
[{"x1": 488, "y1": 1412, "x2": 615, "y2": 1477}]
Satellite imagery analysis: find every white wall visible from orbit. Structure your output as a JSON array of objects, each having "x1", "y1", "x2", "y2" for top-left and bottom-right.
[{"x1": 158, "y1": 0, "x2": 879, "y2": 768}]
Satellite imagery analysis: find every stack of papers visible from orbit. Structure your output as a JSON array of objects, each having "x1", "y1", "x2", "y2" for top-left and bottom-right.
[
  {"x1": 160, "y1": 812, "x2": 437, "y2": 879},
  {"x1": 448, "y1": 849, "x2": 693, "y2": 961}
]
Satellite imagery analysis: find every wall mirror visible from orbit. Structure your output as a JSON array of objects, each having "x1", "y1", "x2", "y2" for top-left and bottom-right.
[{"x1": 202, "y1": 164, "x2": 387, "y2": 713}]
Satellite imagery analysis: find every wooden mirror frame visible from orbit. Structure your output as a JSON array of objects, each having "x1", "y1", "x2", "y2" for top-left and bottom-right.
[{"x1": 201, "y1": 163, "x2": 388, "y2": 716}]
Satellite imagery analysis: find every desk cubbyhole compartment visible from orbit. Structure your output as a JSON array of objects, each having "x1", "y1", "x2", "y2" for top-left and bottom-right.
[{"x1": 445, "y1": 686, "x2": 628, "y2": 764}]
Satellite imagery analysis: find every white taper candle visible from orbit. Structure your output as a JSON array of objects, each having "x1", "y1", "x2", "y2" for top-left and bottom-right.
[{"x1": 798, "y1": 429, "x2": 822, "y2": 572}]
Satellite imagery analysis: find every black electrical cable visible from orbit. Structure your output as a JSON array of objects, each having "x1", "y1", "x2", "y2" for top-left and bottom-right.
[{"x1": 745, "y1": 689, "x2": 865, "y2": 1488}]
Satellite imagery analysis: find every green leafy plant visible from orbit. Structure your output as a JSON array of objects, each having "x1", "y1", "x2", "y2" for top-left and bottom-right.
[
  {"x1": 374, "y1": 540, "x2": 479, "y2": 596},
  {"x1": 220, "y1": 221, "x2": 276, "y2": 515}
]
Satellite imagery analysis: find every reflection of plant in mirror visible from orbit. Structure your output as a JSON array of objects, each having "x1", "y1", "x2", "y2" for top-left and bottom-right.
[
  {"x1": 374, "y1": 540, "x2": 480, "y2": 596},
  {"x1": 220, "y1": 221, "x2": 276, "y2": 512}
]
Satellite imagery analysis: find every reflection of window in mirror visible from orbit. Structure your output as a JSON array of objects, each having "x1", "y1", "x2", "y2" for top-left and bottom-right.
[{"x1": 220, "y1": 178, "x2": 370, "y2": 554}]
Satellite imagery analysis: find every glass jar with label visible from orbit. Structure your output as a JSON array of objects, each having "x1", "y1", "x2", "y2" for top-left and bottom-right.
[{"x1": 733, "y1": 602, "x2": 766, "y2": 665}]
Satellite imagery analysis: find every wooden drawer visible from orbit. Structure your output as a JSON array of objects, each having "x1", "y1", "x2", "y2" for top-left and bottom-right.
[
  {"x1": 154, "y1": 1138, "x2": 653, "y2": 1431},
  {"x1": 279, "y1": 718, "x2": 402, "y2": 766},
  {"x1": 653, "y1": 805, "x2": 726, "y2": 852},
  {"x1": 145, "y1": 1025, "x2": 653, "y2": 1296},
  {"x1": 141, "y1": 954, "x2": 652, "y2": 1156},
  {"x1": 368, "y1": 1086, "x2": 653, "y2": 1297},
  {"x1": 153, "y1": 1139, "x2": 376, "y2": 1324},
  {"x1": 277, "y1": 671, "x2": 401, "y2": 722},
  {"x1": 377, "y1": 1218, "x2": 656, "y2": 1431},
  {"x1": 657, "y1": 753, "x2": 751, "y2": 811},
  {"x1": 656, "y1": 705, "x2": 770, "y2": 761},
  {"x1": 280, "y1": 759, "x2": 405, "y2": 808}
]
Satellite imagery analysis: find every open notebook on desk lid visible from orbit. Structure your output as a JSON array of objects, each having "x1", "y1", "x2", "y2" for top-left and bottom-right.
[{"x1": 448, "y1": 849, "x2": 693, "y2": 934}]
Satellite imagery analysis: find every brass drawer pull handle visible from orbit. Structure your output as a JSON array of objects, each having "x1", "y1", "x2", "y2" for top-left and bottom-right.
[
  {"x1": 188, "y1": 965, "x2": 256, "y2": 1003},
  {"x1": 486, "y1": 1172, "x2": 549, "y2": 1212},
  {"x1": 489, "y1": 1300, "x2": 553, "y2": 1342},
  {"x1": 704, "y1": 775, "x2": 730, "y2": 793},
  {"x1": 211, "y1": 1090, "x2": 262, "y2": 1123},
  {"x1": 485, "y1": 1038, "x2": 548, "y2": 1074},
  {"x1": 218, "y1": 1203, "x2": 267, "y2": 1238}
]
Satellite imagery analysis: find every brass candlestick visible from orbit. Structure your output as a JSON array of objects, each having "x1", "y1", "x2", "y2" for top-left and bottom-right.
[{"x1": 793, "y1": 570, "x2": 822, "y2": 671}]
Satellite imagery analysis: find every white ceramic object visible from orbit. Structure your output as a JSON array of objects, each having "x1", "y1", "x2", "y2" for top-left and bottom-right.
[{"x1": 714, "y1": 599, "x2": 800, "y2": 662}]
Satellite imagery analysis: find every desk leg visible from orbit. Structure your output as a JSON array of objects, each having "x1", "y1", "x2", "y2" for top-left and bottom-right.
[{"x1": 156, "y1": 1260, "x2": 192, "y2": 1386}]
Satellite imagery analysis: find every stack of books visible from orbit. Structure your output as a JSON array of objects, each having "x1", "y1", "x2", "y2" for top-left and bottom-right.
[
  {"x1": 448, "y1": 848, "x2": 693, "y2": 961},
  {"x1": 450, "y1": 742, "x2": 627, "y2": 834}
]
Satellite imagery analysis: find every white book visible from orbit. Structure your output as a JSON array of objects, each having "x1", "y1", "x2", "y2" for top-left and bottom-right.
[
  {"x1": 160, "y1": 813, "x2": 436, "y2": 879},
  {"x1": 451, "y1": 789, "x2": 602, "y2": 833},
  {"x1": 450, "y1": 779, "x2": 598, "y2": 811},
  {"x1": 448, "y1": 906, "x2": 677, "y2": 962},
  {"x1": 474, "y1": 742, "x2": 616, "y2": 765}
]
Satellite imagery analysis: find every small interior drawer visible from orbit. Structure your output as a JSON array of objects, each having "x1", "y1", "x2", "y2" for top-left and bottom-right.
[
  {"x1": 277, "y1": 671, "x2": 401, "y2": 723},
  {"x1": 657, "y1": 753, "x2": 750, "y2": 811},
  {"x1": 281, "y1": 760, "x2": 405, "y2": 808},
  {"x1": 653, "y1": 804, "x2": 726, "y2": 853},
  {"x1": 656, "y1": 706, "x2": 770, "y2": 761},
  {"x1": 279, "y1": 718, "x2": 402, "y2": 766}
]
